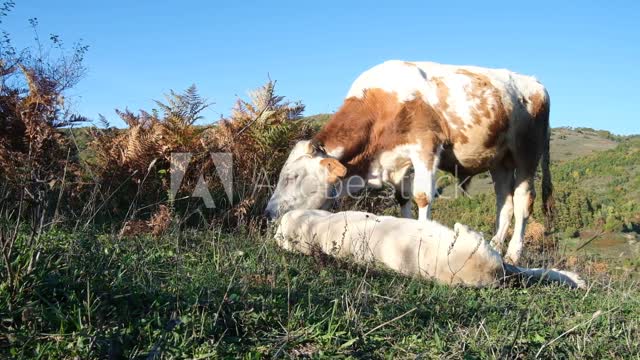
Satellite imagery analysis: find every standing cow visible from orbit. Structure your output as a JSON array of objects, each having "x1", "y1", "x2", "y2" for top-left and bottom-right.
[{"x1": 264, "y1": 60, "x2": 553, "y2": 263}]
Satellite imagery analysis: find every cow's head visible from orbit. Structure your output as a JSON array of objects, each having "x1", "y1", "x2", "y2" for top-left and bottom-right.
[{"x1": 264, "y1": 140, "x2": 347, "y2": 220}]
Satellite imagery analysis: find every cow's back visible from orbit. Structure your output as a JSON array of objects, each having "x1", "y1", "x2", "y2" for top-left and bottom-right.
[
  {"x1": 345, "y1": 60, "x2": 549, "y2": 175},
  {"x1": 346, "y1": 60, "x2": 545, "y2": 120}
]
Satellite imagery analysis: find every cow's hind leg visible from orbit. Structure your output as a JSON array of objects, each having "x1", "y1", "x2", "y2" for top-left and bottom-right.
[
  {"x1": 504, "y1": 169, "x2": 536, "y2": 264},
  {"x1": 505, "y1": 114, "x2": 546, "y2": 264},
  {"x1": 490, "y1": 164, "x2": 515, "y2": 253}
]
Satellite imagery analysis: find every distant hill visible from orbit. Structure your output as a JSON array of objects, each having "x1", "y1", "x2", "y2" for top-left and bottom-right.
[
  {"x1": 550, "y1": 127, "x2": 621, "y2": 162},
  {"x1": 465, "y1": 127, "x2": 624, "y2": 195}
]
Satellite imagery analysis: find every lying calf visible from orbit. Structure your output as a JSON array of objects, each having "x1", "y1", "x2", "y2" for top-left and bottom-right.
[{"x1": 275, "y1": 210, "x2": 585, "y2": 289}]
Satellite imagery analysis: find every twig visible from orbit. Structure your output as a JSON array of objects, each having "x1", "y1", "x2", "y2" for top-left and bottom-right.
[
  {"x1": 535, "y1": 308, "x2": 617, "y2": 358},
  {"x1": 52, "y1": 147, "x2": 71, "y2": 225},
  {"x1": 212, "y1": 264, "x2": 239, "y2": 327},
  {"x1": 363, "y1": 307, "x2": 416, "y2": 337},
  {"x1": 574, "y1": 230, "x2": 605, "y2": 252}
]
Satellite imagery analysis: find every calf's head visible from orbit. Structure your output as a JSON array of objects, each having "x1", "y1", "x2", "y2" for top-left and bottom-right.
[{"x1": 264, "y1": 140, "x2": 347, "y2": 220}]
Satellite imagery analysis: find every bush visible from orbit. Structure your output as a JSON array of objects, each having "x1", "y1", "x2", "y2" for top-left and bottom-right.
[{"x1": 84, "y1": 81, "x2": 312, "y2": 228}]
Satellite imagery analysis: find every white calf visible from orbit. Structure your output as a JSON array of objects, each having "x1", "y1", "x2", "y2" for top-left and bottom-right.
[{"x1": 275, "y1": 210, "x2": 585, "y2": 288}]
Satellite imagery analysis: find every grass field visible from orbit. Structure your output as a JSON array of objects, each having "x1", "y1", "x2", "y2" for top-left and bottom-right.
[
  {"x1": 2, "y1": 126, "x2": 639, "y2": 358},
  {"x1": 3, "y1": 226, "x2": 639, "y2": 359}
]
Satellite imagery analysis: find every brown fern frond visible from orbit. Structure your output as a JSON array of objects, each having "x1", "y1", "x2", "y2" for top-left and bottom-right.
[{"x1": 148, "y1": 204, "x2": 172, "y2": 236}]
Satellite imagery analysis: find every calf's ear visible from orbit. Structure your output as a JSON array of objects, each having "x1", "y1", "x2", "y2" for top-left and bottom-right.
[{"x1": 320, "y1": 158, "x2": 347, "y2": 183}]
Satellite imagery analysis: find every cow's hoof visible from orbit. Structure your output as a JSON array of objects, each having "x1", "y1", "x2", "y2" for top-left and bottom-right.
[
  {"x1": 504, "y1": 247, "x2": 522, "y2": 264},
  {"x1": 489, "y1": 237, "x2": 505, "y2": 254}
]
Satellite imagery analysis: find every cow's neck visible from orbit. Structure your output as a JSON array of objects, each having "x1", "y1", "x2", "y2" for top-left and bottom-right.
[
  {"x1": 314, "y1": 132, "x2": 377, "y2": 179},
  {"x1": 313, "y1": 100, "x2": 380, "y2": 179}
]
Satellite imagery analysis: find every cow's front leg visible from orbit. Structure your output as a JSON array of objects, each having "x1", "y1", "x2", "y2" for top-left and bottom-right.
[
  {"x1": 392, "y1": 167, "x2": 414, "y2": 218},
  {"x1": 410, "y1": 145, "x2": 441, "y2": 221}
]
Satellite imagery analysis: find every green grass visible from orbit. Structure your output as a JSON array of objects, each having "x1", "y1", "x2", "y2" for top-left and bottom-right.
[
  {"x1": 1, "y1": 227, "x2": 638, "y2": 359},
  {"x1": 2, "y1": 126, "x2": 638, "y2": 358}
]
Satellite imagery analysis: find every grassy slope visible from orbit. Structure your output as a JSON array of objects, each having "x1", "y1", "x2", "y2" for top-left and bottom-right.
[
  {"x1": 432, "y1": 135, "x2": 640, "y2": 270},
  {"x1": 3, "y1": 123, "x2": 638, "y2": 358},
  {"x1": 3, "y1": 228, "x2": 638, "y2": 359}
]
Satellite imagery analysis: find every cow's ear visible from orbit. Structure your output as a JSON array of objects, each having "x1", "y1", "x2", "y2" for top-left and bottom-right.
[
  {"x1": 302, "y1": 141, "x2": 315, "y2": 155},
  {"x1": 320, "y1": 158, "x2": 347, "y2": 183},
  {"x1": 310, "y1": 139, "x2": 326, "y2": 155}
]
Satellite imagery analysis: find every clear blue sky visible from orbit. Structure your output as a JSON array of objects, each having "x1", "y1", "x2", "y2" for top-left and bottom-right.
[{"x1": 3, "y1": 0, "x2": 639, "y2": 134}]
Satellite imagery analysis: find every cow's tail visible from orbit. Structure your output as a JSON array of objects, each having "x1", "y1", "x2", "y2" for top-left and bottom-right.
[
  {"x1": 540, "y1": 91, "x2": 554, "y2": 228},
  {"x1": 503, "y1": 263, "x2": 585, "y2": 289}
]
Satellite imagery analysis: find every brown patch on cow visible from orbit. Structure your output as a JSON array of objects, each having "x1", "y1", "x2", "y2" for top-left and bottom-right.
[
  {"x1": 528, "y1": 91, "x2": 548, "y2": 119},
  {"x1": 314, "y1": 88, "x2": 451, "y2": 178},
  {"x1": 456, "y1": 69, "x2": 510, "y2": 148},
  {"x1": 320, "y1": 158, "x2": 347, "y2": 183},
  {"x1": 414, "y1": 192, "x2": 429, "y2": 208},
  {"x1": 429, "y1": 77, "x2": 469, "y2": 146},
  {"x1": 397, "y1": 93, "x2": 446, "y2": 168}
]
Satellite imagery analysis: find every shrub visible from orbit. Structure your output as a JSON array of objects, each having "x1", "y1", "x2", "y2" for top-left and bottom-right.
[{"x1": 84, "y1": 81, "x2": 312, "y2": 228}]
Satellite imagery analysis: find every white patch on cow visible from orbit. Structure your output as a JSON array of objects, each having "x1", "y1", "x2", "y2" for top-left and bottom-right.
[
  {"x1": 367, "y1": 144, "x2": 416, "y2": 187},
  {"x1": 345, "y1": 61, "x2": 549, "y2": 134},
  {"x1": 327, "y1": 146, "x2": 344, "y2": 159},
  {"x1": 376, "y1": 144, "x2": 416, "y2": 170},
  {"x1": 446, "y1": 74, "x2": 475, "y2": 129},
  {"x1": 361, "y1": 142, "x2": 442, "y2": 221},
  {"x1": 346, "y1": 60, "x2": 430, "y2": 102},
  {"x1": 411, "y1": 144, "x2": 442, "y2": 221}
]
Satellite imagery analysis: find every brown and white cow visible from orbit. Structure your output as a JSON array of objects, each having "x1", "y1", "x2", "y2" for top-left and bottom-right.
[{"x1": 265, "y1": 60, "x2": 553, "y2": 263}]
